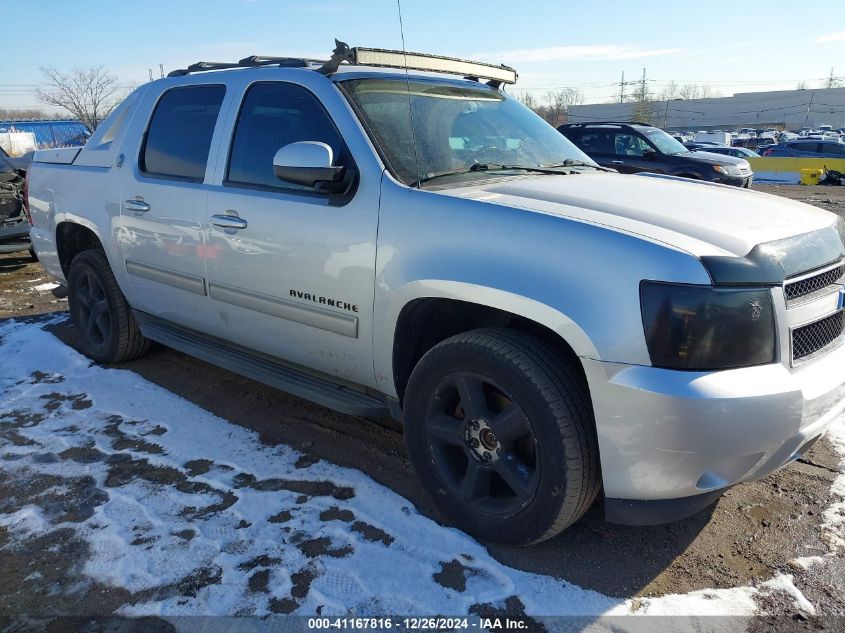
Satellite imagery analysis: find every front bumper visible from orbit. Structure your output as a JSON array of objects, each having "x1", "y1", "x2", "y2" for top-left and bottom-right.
[
  {"x1": 715, "y1": 173, "x2": 753, "y2": 187},
  {"x1": 584, "y1": 342, "x2": 845, "y2": 523}
]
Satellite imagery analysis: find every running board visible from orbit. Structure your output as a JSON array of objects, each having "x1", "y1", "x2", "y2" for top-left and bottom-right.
[{"x1": 135, "y1": 312, "x2": 389, "y2": 418}]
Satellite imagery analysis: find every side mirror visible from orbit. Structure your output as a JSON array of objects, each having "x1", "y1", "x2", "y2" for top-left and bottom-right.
[{"x1": 273, "y1": 141, "x2": 346, "y2": 190}]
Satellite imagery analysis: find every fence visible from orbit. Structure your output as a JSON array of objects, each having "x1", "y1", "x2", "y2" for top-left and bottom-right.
[
  {"x1": 0, "y1": 120, "x2": 89, "y2": 150},
  {"x1": 748, "y1": 157, "x2": 845, "y2": 184}
]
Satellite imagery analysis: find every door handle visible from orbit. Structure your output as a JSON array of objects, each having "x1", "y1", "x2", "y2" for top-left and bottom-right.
[
  {"x1": 611, "y1": 160, "x2": 624, "y2": 165},
  {"x1": 210, "y1": 214, "x2": 248, "y2": 230},
  {"x1": 124, "y1": 199, "x2": 150, "y2": 213}
]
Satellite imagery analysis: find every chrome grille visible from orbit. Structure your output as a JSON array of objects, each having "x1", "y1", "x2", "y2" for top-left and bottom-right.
[
  {"x1": 784, "y1": 263, "x2": 845, "y2": 302},
  {"x1": 792, "y1": 311, "x2": 845, "y2": 362}
]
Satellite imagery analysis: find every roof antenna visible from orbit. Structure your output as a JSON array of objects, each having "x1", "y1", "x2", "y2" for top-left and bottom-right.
[{"x1": 397, "y1": 0, "x2": 422, "y2": 187}]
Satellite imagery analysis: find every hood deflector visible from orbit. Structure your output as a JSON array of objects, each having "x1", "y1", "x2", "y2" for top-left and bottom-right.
[{"x1": 701, "y1": 217, "x2": 845, "y2": 285}]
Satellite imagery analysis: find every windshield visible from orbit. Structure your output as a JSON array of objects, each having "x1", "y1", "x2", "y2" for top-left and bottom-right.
[
  {"x1": 342, "y1": 78, "x2": 596, "y2": 186},
  {"x1": 641, "y1": 128, "x2": 688, "y2": 155}
]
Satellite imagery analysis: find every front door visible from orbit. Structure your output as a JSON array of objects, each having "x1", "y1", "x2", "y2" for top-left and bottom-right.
[
  {"x1": 119, "y1": 84, "x2": 226, "y2": 331},
  {"x1": 609, "y1": 131, "x2": 662, "y2": 174},
  {"x1": 203, "y1": 81, "x2": 379, "y2": 387}
]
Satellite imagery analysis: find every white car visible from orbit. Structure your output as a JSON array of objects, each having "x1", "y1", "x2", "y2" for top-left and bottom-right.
[{"x1": 26, "y1": 41, "x2": 845, "y2": 545}]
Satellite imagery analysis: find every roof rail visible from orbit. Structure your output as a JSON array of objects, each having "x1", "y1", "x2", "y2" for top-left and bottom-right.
[
  {"x1": 167, "y1": 38, "x2": 517, "y2": 87},
  {"x1": 167, "y1": 56, "x2": 326, "y2": 77},
  {"x1": 561, "y1": 121, "x2": 650, "y2": 127}
]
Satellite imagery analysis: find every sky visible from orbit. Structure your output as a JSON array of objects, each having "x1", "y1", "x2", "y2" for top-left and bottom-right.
[{"x1": 2, "y1": 0, "x2": 845, "y2": 114}]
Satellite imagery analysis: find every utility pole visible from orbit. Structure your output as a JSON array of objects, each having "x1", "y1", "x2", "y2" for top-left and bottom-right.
[
  {"x1": 618, "y1": 71, "x2": 638, "y2": 103},
  {"x1": 803, "y1": 90, "x2": 817, "y2": 128},
  {"x1": 638, "y1": 68, "x2": 648, "y2": 101}
]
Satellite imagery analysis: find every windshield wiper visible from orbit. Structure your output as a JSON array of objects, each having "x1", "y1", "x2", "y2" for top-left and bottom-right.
[
  {"x1": 414, "y1": 162, "x2": 572, "y2": 187},
  {"x1": 541, "y1": 159, "x2": 616, "y2": 172}
]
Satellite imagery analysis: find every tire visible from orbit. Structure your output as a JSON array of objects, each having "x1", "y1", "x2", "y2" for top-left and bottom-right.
[
  {"x1": 28, "y1": 247, "x2": 38, "y2": 262},
  {"x1": 403, "y1": 328, "x2": 601, "y2": 545},
  {"x1": 67, "y1": 249, "x2": 150, "y2": 364}
]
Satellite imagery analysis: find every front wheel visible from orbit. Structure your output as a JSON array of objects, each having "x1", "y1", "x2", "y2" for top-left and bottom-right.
[
  {"x1": 67, "y1": 249, "x2": 150, "y2": 364},
  {"x1": 403, "y1": 328, "x2": 601, "y2": 545}
]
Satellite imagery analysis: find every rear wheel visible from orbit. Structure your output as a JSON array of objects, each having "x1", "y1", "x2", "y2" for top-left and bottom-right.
[
  {"x1": 67, "y1": 249, "x2": 150, "y2": 363},
  {"x1": 404, "y1": 328, "x2": 601, "y2": 545}
]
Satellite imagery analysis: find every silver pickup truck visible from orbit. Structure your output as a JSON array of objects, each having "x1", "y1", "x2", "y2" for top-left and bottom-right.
[{"x1": 27, "y1": 42, "x2": 845, "y2": 545}]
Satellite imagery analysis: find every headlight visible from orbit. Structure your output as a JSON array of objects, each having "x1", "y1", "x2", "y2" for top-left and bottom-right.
[
  {"x1": 640, "y1": 282, "x2": 777, "y2": 370},
  {"x1": 713, "y1": 164, "x2": 740, "y2": 176}
]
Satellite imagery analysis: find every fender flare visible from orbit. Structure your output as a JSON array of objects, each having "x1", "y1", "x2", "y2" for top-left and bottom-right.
[{"x1": 375, "y1": 279, "x2": 600, "y2": 396}]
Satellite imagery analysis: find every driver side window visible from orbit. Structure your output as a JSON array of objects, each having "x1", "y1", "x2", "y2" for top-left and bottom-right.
[
  {"x1": 227, "y1": 82, "x2": 346, "y2": 191},
  {"x1": 613, "y1": 133, "x2": 651, "y2": 157}
]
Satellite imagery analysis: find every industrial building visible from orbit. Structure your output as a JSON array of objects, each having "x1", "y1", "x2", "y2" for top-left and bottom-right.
[{"x1": 566, "y1": 86, "x2": 845, "y2": 131}]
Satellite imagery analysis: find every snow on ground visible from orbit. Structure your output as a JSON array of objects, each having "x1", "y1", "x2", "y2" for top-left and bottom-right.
[
  {"x1": 30, "y1": 282, "x2": 59, "y2": 292},
  {"x1": 822, "y1": 420, "x2": 845, "y2": 553},
  {"x1": 0, "y1": 317, "x2": 842, "y2": 626}
]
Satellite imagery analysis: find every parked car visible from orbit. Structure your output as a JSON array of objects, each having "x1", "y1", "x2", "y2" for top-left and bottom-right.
[
  {"x1": 762, "y1": 140, "x2": 845, "y2": 158},
  {"x1": 0, "y1": 145, "x2": 34, "y2": 257},
  {"x1": 559, "y1": 122, "x2": 753, "y2": 186},
  {"x1": 695, "y1": 131, "x2": 732, "y2": 145},
  {"x1": 26, "y1": 41, "x2": 845, "y2": 545},
  {"x1": 694, "y1": 145, "x2": 760, "y2": 159}
]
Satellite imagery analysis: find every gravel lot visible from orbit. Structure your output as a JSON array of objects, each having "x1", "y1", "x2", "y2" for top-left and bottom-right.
[{"x1": 1, "y1": 184, "x2": 844, "y2": 626}]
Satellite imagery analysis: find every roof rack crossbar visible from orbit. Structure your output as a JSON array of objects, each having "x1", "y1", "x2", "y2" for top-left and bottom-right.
[{"x1": 167, "y1": 38, "x2": 518, "y2": 87}]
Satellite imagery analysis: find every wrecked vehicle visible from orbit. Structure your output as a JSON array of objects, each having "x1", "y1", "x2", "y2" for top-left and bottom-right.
[
  {"x1": 26, "y1": 41, "x2": 845, "y2": 544},
  {"x1": 0, "y1": 146, "x2": 33, "y2": 257}
]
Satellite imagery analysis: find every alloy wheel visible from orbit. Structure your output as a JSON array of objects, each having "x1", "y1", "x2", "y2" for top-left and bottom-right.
[{"x1": 425, "y1": 372, "x2": 540, "y2": 517}]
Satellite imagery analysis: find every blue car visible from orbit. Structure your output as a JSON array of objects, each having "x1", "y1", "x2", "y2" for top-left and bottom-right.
[{"x1": 761, "y1": 139, "x2": 845, "y2": 158}]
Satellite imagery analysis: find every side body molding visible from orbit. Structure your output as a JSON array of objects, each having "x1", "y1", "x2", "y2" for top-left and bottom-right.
[
  {"x1": 125, "y1": 259, "x2": 207, "y2": 296},
  {"x1": 209, "y1": 283, "x2": 359, "y2": 338}
]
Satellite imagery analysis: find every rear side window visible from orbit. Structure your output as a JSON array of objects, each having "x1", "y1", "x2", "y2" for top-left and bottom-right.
[
  {"x1": 227, "y1": 82, "x2": 346, "y2": 191},
  {"x1": 141, "y1": 85, "x2": 225, "y2": 182},
  {"x1": 822, "y1": 143, "x2": 845, "y2": 155},
  {"x1": 577, "y1": 130, "x2": 614, "y2": 154},
  {"x1": 788, "y1": 142, "x2": 818, "y2": 152}
]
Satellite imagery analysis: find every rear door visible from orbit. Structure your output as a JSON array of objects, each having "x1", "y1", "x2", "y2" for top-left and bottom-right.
[
  {"x1": 568, "y1": 129, "x2": 616, "y2": 169},
  {"x1": 118, "y1": 84, "x2": 227, "y2": 330}
]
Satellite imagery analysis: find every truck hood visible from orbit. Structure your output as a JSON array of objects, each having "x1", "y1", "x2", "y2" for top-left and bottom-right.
[{"x1": 444, "y1": 171, "x2": 838, "y2": 259}]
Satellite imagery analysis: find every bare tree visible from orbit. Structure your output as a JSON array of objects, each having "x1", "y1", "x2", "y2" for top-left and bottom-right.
[
  {"x1": 677, "y1": 83, "x2": 721, "y2": 100},
  {"x1": 699, "y1": 84, "x2": 721, "y2": 99},
  {"x1": 516, "y1": 92, "x2": 539, "y2": 110},
  {"x1": 796, "y1": 80, "x2": 808, "y2": 90},
  {"x1": 823, "y1": 71, "x2": 842, "y2": 89},
  {"x1": 36, "y1": 66, "x2": 124, "y2": 131},
  {"x1": 0, "y1": 107, "x2": 58, "y2": 120},
  {"x1": 541, "y1": 88, "x2": 584, "y2": 126},
  {"x1": 658, "y1": 80, "x2": 679, "y2": 101},
  {"x1": 678, "y1": 83, "x2": 701, "y2": 100}
]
